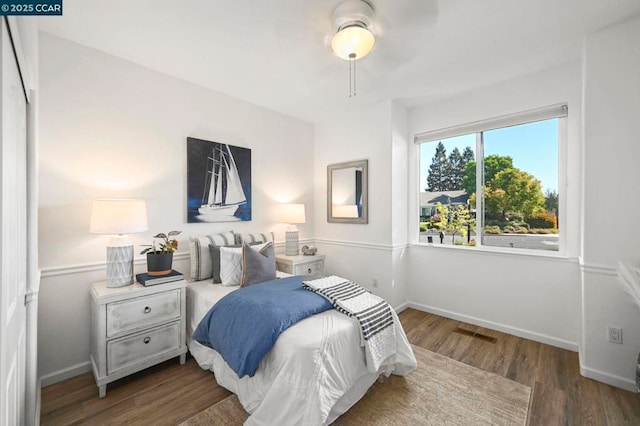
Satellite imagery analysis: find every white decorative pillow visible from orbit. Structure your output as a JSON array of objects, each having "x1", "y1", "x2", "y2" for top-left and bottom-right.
[
  {"x1": 189, "y1": 231, "x2": 236, "y2": 281},
  {"x1": 220, "y1": 242, "x2": 267, "y2": 286},
  {"x1": 235, "y1": 232, "x2": 274, "y2": 245}
]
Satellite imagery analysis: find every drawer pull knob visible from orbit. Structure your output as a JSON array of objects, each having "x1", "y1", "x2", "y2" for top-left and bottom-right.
[
  {"x1": 143, "y1": 306, "x2": 151, "y2": 314},
  {"x1": 307, "y1": 268, "x2": 312, "y2": 274},
  {"x1": 143, "y1": 337, "x2": 151, "y2": 344}
]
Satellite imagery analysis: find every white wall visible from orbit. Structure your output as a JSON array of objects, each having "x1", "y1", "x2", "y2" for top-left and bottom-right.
[
  {"x1": 312, "y1": 100, "x2": 408, "y2": 309},
  {"x1": 390, "y1": 102, "x2": 410, "y2": 308},
  {"x1": 405, "y1": 63, "x2": 583, "y2": 350},
  {"x1": 314, "y1": 101, "x2": 392, "y2": 246},
  {"x1": 580, "y1": 16, "x2": 640, "y2": 391},
  {"x1": 37, "y1": 34, "x2": 315, "y2": 384}
]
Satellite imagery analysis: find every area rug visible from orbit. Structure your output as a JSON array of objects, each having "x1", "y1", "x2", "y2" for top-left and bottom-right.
[{"x1": 180, "y1": 345, "x2": 531, "y2": 425}]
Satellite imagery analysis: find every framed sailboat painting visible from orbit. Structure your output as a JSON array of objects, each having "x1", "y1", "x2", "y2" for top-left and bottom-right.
[{"x1": 187, "y1": 137, "x2": 252, "y2": 223}]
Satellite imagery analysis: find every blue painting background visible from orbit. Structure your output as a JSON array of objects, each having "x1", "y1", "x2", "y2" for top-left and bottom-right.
[{"x1": 187, "y1": 137, "x2": 252, "y2": 223}]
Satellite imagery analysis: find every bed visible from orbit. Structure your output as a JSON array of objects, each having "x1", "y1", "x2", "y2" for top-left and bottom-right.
[{"x1": 186, "y1": 276, "x2": 417, "y2": 425}]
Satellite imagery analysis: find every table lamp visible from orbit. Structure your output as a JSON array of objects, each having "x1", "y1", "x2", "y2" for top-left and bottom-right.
[
  {"x1": 278, "y1": 204, "x2": 306, "y2": 256},
  {"x1": 90, "y1": 199, "x2": 148, "y2": 287}
]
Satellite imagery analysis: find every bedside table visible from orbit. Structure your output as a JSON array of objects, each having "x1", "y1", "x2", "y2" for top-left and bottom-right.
[
  {"x1": 90, "y1": 280, "x2": 187, "y2": 398},
  {"x1": 276, "y1": 254, "x2": 325, "y2": 278}
]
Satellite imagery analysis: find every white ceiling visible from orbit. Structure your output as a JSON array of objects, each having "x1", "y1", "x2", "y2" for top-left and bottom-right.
[{"x1": 38, "y1": 0, "x2": 640, "y2": 123}]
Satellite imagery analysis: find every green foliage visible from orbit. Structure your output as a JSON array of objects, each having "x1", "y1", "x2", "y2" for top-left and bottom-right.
[
  {"x1": 485, "y1": 219, "x2": 503, "y2": 227},
  {"x1": 426, "y1": 143, "x2": 474, "y2": 191},
  {"x1": 529, "y1": 228, "x2": 558, "y2": 234},
  {"x1": 420, "y1": 223, "x2": 428, "y2": 232},
  {"x1": 462, "y1": 161, "x2": 476, "y2": 195},
  {"x1": 443, "y1": 204, "x2": 475, "y2": 244},
  {"x1": 500, "y1": 225, "x2": 529, "y2": 234},
  {"x1": 140, "y1": 231, "x2": 182, "y2": 255},
  {"x1": 462, "y1": 146, "x2": 475, "y2": 163},
  {"x1": 429, "y1": 203, "x2": 448, "y2": 230},
  {"x1": 506, "y1": 212, "x2": 525, "y2": 223},
  {"x1": 544, "y1": 189, "x2": 558, "y2": 213},
  {"x1": 446, "y1": 147, "x2": 465, "y2": 190},
  {"x1": 425, "y1": 144, "x2": 553, "y2": 237},
  {"x1": 426, "y1": 142, "x2": 449, "y2": 191},
  {"x1": 485, "y1": 155, "x2": 515, "y2": 183},
  {"x1": 544, "y1": 189, "x2": 559, "y2": 228},
  {"x1": 484, "y1": 225, "x2": 502, "y2": 234},
  {"x1": 527, "y1": 212, "x2": 557, "y2": 229},
  {"x1": 462, "y1": 154, "x2": 514, "y2": 196},
  {"x1": 485, "y1": 168, "x2": 545, "y2": 219},
  {"x1": 503, "y1": 225, "x2": 515, "y2": 233}
]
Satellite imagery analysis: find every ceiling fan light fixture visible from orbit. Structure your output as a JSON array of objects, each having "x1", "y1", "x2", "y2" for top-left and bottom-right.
[{"x1": 331, "y1": 23, "x2": 375, "y2": 60}]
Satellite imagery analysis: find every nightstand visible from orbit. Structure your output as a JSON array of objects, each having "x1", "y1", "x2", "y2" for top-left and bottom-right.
[
  {"x1": 276, "y1": 254, "x2": 325, "y2": 278},
  {"x1": 90, "y1": 280, "x2": 187, "y2": 398}
]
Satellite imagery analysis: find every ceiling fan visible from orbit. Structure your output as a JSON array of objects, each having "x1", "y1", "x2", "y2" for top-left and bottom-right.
[
  {"x1": 332, "y1": 1, "x2": 438, "y2": 61},
  {"x1": 271, "y1": 0, "x2": 438, "y2": 96},
  {"x1": 330, "y1": 0, "x2": 376, "y2": 61},
  {"x1": 328, "y1": 0, "x2": 438, "y2": 95}
]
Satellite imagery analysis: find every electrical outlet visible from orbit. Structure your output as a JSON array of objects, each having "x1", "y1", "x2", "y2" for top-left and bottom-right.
[
  {"x1": 372, "y1": 278, "x2": 379, "y2": 288},
  {"x1": 608, "y1": 326, "x2": 622, "y2": 344}
]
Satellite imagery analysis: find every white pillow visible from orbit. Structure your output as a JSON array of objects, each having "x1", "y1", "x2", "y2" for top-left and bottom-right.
[{"x1": 220, "y1": 242, "x2": 267, "y2": 286}]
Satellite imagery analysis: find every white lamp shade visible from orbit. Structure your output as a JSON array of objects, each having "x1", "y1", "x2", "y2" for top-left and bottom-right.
[
  {"x1": 331, "y1": 25, "x2": 375, "y2": 60},
  {"x1": 278, "y1": 203, "x2": 306, "y2": 224},
  {"x1": 89, "y1": 199, "x2": 148, "y2": 235},
  {"x1": 332, "y1": 204, "x2": 359, "y2": 218}
]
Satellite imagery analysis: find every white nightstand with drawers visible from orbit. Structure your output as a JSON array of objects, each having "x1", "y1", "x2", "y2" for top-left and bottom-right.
[
  {"x1": 90, "y1": 280, "x2": 187, "y2": 398},
  {"x1": 276, "y1": 254, "x2": 325, "y2": 279}
]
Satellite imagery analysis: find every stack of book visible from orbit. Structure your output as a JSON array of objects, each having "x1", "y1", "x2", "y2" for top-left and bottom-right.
[{"x1": 136, "y1": 270, "x2": 184, "y2": 286}]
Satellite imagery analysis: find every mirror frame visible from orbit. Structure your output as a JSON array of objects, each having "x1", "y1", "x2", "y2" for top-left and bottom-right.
[{"x1": 327, "y1": 159, "x2": 368, "y2": 224}]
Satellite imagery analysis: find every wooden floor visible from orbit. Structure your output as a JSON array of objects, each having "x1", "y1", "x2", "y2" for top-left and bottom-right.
[{"x1": 41, "y1": 308, "x2": 640, "y2": 425}]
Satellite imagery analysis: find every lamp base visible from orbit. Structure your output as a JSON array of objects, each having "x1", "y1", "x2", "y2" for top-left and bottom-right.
[
  {"x1": 285, "y1": 227, "x2": 299, "y2": 256},
  {"x1": 106, "y1": 236, "x2": 134, "y2": 288}
]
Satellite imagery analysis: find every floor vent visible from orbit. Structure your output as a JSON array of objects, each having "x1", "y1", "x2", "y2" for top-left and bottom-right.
[{"x1": 453, "y1": 327, "x2": 497, "y2": 344}]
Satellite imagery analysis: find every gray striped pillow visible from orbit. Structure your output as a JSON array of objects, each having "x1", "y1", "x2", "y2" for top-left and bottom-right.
[
  {"x1": 236, "y1": 232, "x2": 275, "y2": 245},
  {"x1": 189, "y1": 231, "x2": 236, "y2": 281}
]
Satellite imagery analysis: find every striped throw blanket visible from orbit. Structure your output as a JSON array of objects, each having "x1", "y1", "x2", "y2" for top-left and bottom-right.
[{"x1": 303, "y1": 275, "x2": 396, "y2": 372}]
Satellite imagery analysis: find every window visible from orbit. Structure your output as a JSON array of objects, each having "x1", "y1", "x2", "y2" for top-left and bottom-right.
[{"x1": 415, "y1": 104, "x2": 566, "y2": 253}]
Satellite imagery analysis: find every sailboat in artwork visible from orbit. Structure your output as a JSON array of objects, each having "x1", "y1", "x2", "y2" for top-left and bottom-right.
[{"x1": 198, "y1": 144, "x2": 246, "y2": 220}]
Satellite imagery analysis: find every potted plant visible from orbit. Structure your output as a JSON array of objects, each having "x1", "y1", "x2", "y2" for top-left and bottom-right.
[{"x1": 140, "y1": 231, "x2": 182, "y2": 276}]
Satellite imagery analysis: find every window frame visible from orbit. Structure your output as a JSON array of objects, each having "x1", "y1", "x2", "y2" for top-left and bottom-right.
[{"x1": 413, "y1": 104, "x2": 568, "y2": 257}]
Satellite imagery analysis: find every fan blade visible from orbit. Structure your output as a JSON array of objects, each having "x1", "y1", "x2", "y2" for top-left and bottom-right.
[
  {"x1": 372, "y1": 0, "x2": 439, "y2": 34},
  {"x1": 366, "y1": 0, "x2": 439, "y2": 73}
]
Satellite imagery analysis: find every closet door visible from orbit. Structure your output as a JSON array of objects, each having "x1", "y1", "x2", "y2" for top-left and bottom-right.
[{"x1": 0, "y1": 18, "x2": 28, "y2": 426}]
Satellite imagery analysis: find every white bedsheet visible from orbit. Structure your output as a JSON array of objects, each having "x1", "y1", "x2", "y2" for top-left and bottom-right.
[{"x1": 187, "y1": 280, "x2": 417, "y2": 426}]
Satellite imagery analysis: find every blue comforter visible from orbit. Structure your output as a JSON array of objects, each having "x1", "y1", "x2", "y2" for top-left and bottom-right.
[{"x1": 192, "y1": 276, "x2": 333, "y2": 377}]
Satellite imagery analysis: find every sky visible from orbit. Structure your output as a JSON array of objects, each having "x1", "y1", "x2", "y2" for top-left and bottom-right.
[{"x1": 419, "y1": 118, "x2": 559, "y2": 193}]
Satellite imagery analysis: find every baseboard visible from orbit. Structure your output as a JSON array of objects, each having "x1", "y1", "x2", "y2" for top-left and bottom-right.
[
  {"x1": 40, "y1": 360, "x2": 92, "y2": 387},
  {"x1": 394, "y1": 301, "x2": 409, "y2": 314},
  {"x1": 407, "y1": 302, "x2": 579, "y2": 352},
  {"x1": 580, "y1": 363, "x2": 636, "y2": 392}
]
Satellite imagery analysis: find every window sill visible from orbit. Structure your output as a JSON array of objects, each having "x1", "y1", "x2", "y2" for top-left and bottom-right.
[{"x1": 410, "y1": 241, "x2": 578, "y2": 263}]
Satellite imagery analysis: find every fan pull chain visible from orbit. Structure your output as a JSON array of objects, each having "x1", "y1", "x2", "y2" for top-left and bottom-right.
[{"x1": 349, "y1": 53, "x2": 356, "y2": 97}]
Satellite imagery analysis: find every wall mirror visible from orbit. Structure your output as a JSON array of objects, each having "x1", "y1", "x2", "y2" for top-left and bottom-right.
[{"x1": 327, "y1": 159, "x2": 368, "y2": 224}]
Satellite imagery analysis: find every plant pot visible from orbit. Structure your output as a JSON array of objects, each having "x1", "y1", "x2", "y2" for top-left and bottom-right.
[{"x1": 146, "y1": 252, "x2": 173, "y2": 276}]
